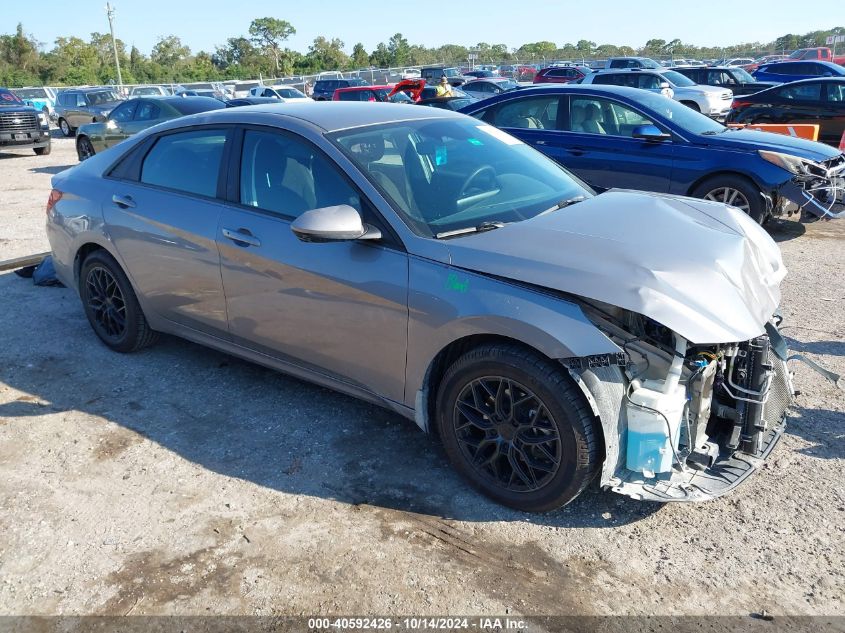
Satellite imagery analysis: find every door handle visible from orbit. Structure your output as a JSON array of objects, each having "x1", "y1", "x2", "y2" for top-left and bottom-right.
[
  {"x1": 111, "y1": 194, "x2": 136, "y2": 209},
  {"x1": 567, "y1": 147, "x2": 585, "y2": 156},
  {"x1": 222, "y1": 227, "x2": 261, "y2": 247}
]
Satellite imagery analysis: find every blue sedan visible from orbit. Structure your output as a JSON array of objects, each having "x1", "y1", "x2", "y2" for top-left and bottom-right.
[
  {"x1": 459, "y1": 84, "x2": 845, "y2": 222},
  {"x1": 752, "y1": 60, "x2": 845, "y2": 83}
]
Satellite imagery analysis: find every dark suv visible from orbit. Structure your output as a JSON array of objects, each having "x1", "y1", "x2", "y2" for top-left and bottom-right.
[
  {"x1": 420, "y1": 67, "x2": 467, "y2": 87},
  {"x1": 672, "y1": 66, "x2": 777, "y2": 96},
  {"x1": 55, "y1": 87, "x2": 123, "y2": 137},
  {"x1": 0, "y1": 87, "x2": 51, "y2": 156},
  {"x1": 312, "y1": 78, "x2": 369, "y2": 101}
]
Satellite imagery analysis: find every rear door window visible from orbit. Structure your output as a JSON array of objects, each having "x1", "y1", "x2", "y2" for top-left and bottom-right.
[
  {"x1": 141, "y1": 129, "x2": 228, "y2": 198},
  {"x1": 824, "y1": 82, "x2": 845, "y2": 104},
  {"x1": 489, "y1": 96, "x2": 560, "y2": 129},
  {"x1": 777, "y1": 82, "x2": 822, "y2": 102},
  {"x1": 566, "y1": 97, "x2": 656, "y2": 137}
]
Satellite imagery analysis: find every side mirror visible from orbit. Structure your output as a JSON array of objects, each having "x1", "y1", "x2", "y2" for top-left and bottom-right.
[
  {"x1": 106, "y1": 119, "x2": 118, "y2": 129},
  {"x1": 632, "y1": 124, "x2": 671, "y2": 142},
  {"x1": 290, "y1": 204, "x2": 381, "y2": 243},
  {"x1": 659, "y1": 81, "x2": 671, "y2": 90}
]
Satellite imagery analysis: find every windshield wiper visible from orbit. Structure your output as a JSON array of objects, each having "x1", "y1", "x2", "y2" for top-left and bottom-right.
[
  {"x1": 538, "y1": 195, "x2": 587, "y2": 216},
  {"x1": 435, "y1": 221, "x2": 507, "y2": 239}
]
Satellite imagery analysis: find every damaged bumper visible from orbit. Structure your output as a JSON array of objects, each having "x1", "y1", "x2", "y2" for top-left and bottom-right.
[
  {"x1": 777, "y1": 153, "x2": 845, "y2": 219},
  {"x1": 570, "y1": 313, "x2": 796, "y2": 504},
  {"x1": 608, "y1": 354, "x2": 793, "y2": 502}
]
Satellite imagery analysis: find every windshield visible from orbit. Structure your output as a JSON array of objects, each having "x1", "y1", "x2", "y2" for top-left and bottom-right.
[
  {"x1": 14, "y1": 88, "x2": 46, "y2": 99},
  {"x1": 0, "y1": 89, "x2": 24, "y2": 105},
  {"x1": 497, "y1": 79, "x2": 519, "y2": 90},
  {"x1": 635, "y1": 91, "x2": 725, "y2": 134},
  {"x1": 638, "y1": 58, "x2": 661, "y2": 69},
  {"x1": 132, "y1": 87, "x2": 161, "y2": 95},
  {"x1": 277, "y1": 88, "x2": 306, "y2": 98},
  {"x1": 732, "y1": 68, "x2": 755, "y2": 82},
  {"x1": 86, "y1": 90, "x2": 119, "y2": 105},
  {"x1": 662, "y1": 70, "x2": 696, "y2": 87},
  {"x1": 330, "y1": 118, "x2": 591, "y2": 238},
  {"x1": 444, "y1": 68, "x2": 461, "y2": 78}
]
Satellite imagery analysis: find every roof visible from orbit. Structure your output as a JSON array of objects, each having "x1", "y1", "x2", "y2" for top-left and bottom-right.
[{"x1": 186, "y1": 101, "x2": 459, "y2": 133}]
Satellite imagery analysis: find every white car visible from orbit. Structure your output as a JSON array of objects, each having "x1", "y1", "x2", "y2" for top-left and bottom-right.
[
  {"x1": 402, "y1": 68, "x2": 421, "y2": 79},
  {"x1": 581, "y1": 69, "x2": 732, "y2": 118},
  {"x1": 129, "y1": 85, "x2": 168, "y2": 97},
  {"x1": 248, "y1": 85, "x2": 311, "y2": 101}
]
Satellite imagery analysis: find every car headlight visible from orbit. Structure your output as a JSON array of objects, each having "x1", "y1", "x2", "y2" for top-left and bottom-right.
[
  {"x1": 37, "y1": 112, "x2": 47, "y2": 125},
  {"x1": 759, "y1": 150, "x2": 825, "y2": 176}
]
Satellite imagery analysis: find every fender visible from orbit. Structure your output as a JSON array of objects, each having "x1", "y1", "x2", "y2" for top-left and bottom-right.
[{"x1": 405, "y1": 258, "x2": 622, "y2": 410}]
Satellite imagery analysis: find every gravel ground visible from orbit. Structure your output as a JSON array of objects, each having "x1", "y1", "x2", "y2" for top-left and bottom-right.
[{"x1": 0, "y1": 136, "x2": 843, "y2": 618}]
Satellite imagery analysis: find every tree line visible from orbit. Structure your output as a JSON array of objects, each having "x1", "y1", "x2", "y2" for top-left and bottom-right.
[{"x1": 1, "y1": 20, "x2": 843, "y2": 87}]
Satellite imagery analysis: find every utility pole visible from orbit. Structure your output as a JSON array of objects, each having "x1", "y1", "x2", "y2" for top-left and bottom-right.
[{"x1": 105, "y1": 3, "x2": 123, "y2": 89}]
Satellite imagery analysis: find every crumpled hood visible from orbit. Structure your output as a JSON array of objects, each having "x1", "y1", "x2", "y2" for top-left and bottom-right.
[{"x1": 445, "y1": 190, "x2": 786, "y2": 344}]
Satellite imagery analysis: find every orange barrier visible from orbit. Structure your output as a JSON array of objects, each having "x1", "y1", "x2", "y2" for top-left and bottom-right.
[{"x1": 727, "y1": 123, "x2": 819, "y2": 141}]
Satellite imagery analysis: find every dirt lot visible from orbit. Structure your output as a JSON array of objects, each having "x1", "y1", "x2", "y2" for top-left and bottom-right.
[{"x1": 0, "y1": 135, "x2": 843, "y2": 619}]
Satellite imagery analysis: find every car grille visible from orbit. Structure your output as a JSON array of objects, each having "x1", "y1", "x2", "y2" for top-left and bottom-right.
[
  {"x1": 0, "y1": 111, "x2": 38, "y2": 132},
  {"x1": 720, "y1": 92, "x2": 732, "y2": 100}
]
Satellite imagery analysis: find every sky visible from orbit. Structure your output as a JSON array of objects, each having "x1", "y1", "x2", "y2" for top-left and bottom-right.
[{"x1": 2, "y1": 0, "x2": 837, "y2": 55}]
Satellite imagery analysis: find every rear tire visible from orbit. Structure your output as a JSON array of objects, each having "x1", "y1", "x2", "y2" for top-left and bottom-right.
[
  {"x1": 79, "y1": 250, "x2": 158, "y2": 353},
  {"x1": 692, "y1": 174, "x2": 766, "y2": 224},
  {"x1": 59, "y1": 118, "x2": 75, "y2": 137},
  {"x1": 435, "y1": 344, "x2": 601, "y2": 512}
]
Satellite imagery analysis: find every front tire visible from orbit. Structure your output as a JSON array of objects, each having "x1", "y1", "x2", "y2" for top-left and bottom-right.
[
  {"x1": 59, "y1": 118, "x2": 75, "y2": 137},
  {"x1": 691, "y1": 174, "x2": 766, "y2": 223},
  {"x1": 76, "y1": 136, "x2": 95, "y2": 161},
  {"x1": 79, "y1": 250, "x2": 158, "y2": 353},
  {"x1": 435, "y1": 344, "x2": 601, "y2": 512},
  {"x1": 34, "y1": 145, "x2": 51, "y2": 156},
  {"x1": 680, "y1": 100, "x2": 701, "y2": 112}
]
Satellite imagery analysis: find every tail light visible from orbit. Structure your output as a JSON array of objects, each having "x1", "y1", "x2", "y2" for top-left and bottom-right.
[
  {"x1": 839, "y1": 130, "x2": 845, "y2": 152},
  {"x1": 732, "y1": 98, "x2": 752, "y2": 109},
  {"x1": 46, "y1": 188, "x2": 63, "y2": 215}
]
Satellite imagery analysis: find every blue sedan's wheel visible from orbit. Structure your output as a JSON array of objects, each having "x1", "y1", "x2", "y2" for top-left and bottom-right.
[
  {"x1": 435, "y1": 344, "x2": 601, "y2": 512},
  {"x1": 692, "y1": 175, "x2": 765, "y2": 224}
]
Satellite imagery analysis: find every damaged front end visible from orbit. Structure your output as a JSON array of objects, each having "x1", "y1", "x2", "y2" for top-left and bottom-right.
[
  {"x1": 768, "y1": 151, "x2": 845, "y2": 219},
  {"x1": 569, "y1": 304, "x2": 795, "y2": 502}
]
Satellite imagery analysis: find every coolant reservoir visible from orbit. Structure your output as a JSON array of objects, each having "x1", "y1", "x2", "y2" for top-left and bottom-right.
[{"x1": 625, "y1": 380, "x2": 686, "y2": 476}]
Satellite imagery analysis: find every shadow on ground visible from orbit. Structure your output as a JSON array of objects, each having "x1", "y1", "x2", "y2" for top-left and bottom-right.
[
  {"x1": 0, "y1": 273, "x2": 661, "y2": 528},
  {"x1": 28, "y1": 164, "x2": 76, "y2": 176}
]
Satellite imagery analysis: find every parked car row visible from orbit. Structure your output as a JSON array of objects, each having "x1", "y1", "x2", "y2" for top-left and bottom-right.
[{"x1": 458, "y1": 84, "x2": 844, "y2": 222}]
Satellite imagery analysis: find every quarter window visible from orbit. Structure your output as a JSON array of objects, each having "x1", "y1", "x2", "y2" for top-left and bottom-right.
[
  {"x1": 239, "y1": 130, "x2": 361, "y2": 219},
  {"x1": 140, "y1": 129, "x2": 227, "y2": 197}
]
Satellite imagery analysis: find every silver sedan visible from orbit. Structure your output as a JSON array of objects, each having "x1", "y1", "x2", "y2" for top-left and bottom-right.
[{"x1": 46, "y1": 102, "x2": 793, "y2": 511}]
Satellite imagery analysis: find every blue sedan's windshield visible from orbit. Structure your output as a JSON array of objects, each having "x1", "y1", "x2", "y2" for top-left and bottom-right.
[
  {"x1": 635, "y1": 91, "x2": 725, "y2": 135},
  {"x1": 330, "y1": 118, "x2": 592, "y2": 238}
]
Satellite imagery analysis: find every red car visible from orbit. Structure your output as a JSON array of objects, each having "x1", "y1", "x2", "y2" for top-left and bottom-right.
[{"x1": 533, "y1": 65, "x2": 591, "y2": 84}]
